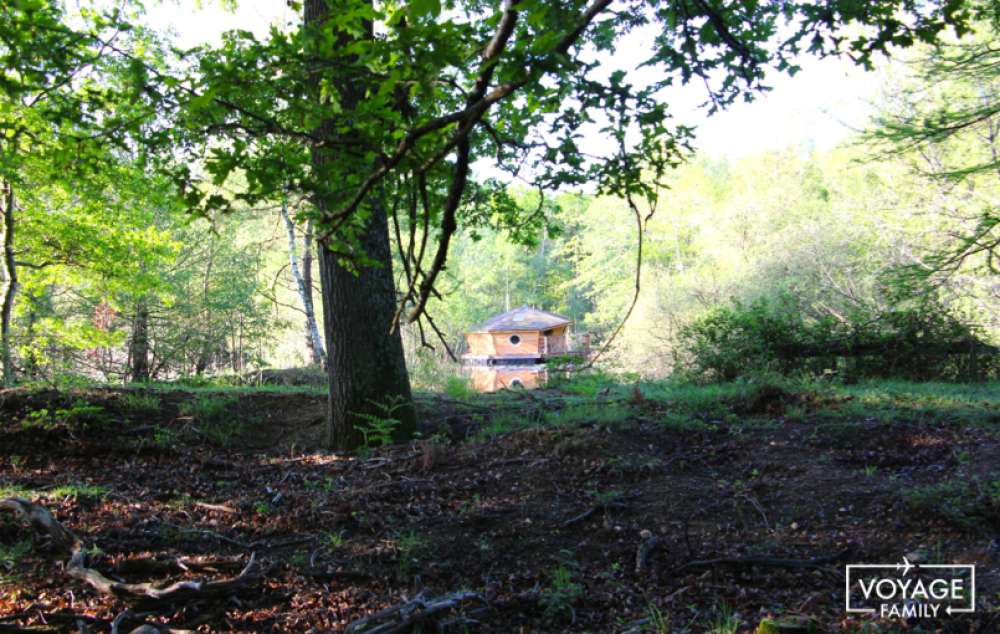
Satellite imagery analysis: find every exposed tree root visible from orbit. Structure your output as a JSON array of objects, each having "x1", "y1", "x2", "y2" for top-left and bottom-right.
[
  {"x1": 0, "y1": 497, "x2": 260, "y2": 607},
  {"x1": 114, "y1": 555, "x2": 245, "y2": 576},
  {"x1": 345, "y1": 590, "x2": 486, "y2": 634}
]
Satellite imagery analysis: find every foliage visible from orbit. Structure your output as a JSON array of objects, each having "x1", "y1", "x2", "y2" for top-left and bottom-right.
[
  {"x1": 904, "y1": 477, "x2": 1000, "y2": 532},
  {"x1": 706, "y1": 602, "x2": 740, "y2": 634},
  {"x1": 869, "y1": 15, "x2": 1000, "y2": 277},
  {"x1": 675, "y1": 292, "x2": 998, "y2": 382},
  {"x1": 0, "y1": 0, "x2": 994, "y2": 409},
  {"x1": 22, "y1": 400, "x2": 108, "y2": 432},
  {"x1": 540, "y1": 563, "x2": 584, "y2": 622},
  {"x1": 394, "y1": 530, "x2": 427, "y2": 581},
  {"x1": 443, "y1": 376, "x2": 472, "y2": 400},
  {"x1": 177, "y1": 394, "x2": 243, "y2": 447},
  {"x1": 120, "y1": 392, "x2": 160, "y2": 414},
  {"x1": 179, "y1": 394, "x2": 237, "y2": 424},
  {"x1": 353, "y1": 396, "x2": 410, "y2": 448},
  {"x1": 0, "y1": 540, "x2": 31, "y2": 582}
]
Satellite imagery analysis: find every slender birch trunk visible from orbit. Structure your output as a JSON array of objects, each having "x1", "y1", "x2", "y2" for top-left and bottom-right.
[
  {"x1": 1, "y1": 181, "x2": 18, "y2": 386},
  {"x1": 280, "y1": 196, "x2": 326, "y2": 367}
]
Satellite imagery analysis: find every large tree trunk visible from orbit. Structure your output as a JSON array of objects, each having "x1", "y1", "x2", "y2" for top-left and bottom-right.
[
  {"x1": 280, "y1": 196, "x2": 326, "y2": 367},
  {"x1": 305, "y1": 0, "x2": 415, "y2": 450},
  {"x1": 129, "y1": 299, "x2": 150, "y2": 382},
  {"x1": 316, "y1": 212, "x2": 415, "y2": 449},
  {"x1": 0, "y1": 181, "x2": 18, "y2": 386}
]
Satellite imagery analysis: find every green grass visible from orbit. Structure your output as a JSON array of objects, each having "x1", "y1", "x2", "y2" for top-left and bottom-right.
[
  {"x1": 125, "y1": 381, "x2": 326, "y2": 396},
  {"x1": 902, "y1": 477, "x2": 1000, "y2": 531},
  {"x1": 0, "y1": 482, "x2": 109, "y2": 500},
  {"x1": 452, "y1": 374, "x2": 1000, "y2": 445},
  {"x1": 544, "y1": 402, "x2": 631, "y2": 427},
  {"x1": 540, "y1": 563, "x2": 584, "y2": 622},
  {"x1": 704, "y1": 602, "x2": 740, "y2": 634},
  {"x1": 394, "y1": 530, "x2": 427, "y2": 580},
  {"x1": 120, "y1": 391, "x2": 161, "y2": 413},
  {"x1": 443, "y1": 375, "x2": 473, "y2": 399},
  {"x1": 177, "y1": 394, "x2": 246, "y2": 447},
  {"x1": 0, "y1": 539, "x2": 32, "y2": 582},
  {"x1": 472, "y1": 412, "x2": 534, "y2": 440},
  {"x1": 836, "y1": 380, "x2": 1000, "y2": 426}
]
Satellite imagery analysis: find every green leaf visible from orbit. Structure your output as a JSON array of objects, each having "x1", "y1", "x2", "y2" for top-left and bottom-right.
[{"x1": 409, "y1": 0, "x2": 441, "y2": 20}]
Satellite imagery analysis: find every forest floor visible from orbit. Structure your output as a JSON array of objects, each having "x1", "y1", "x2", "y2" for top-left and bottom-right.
[{"x1": 0, "y1": 377, "x2": 998, "y2": 633}]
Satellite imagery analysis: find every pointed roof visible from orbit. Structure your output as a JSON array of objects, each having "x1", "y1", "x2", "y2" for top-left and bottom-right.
[{"x1": 470, "y1": 305, "x2": 572, "y2": 333}]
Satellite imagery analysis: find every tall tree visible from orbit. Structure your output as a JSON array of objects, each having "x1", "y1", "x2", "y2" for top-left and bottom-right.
[
  {"x1": 33, "y1": 0, "x2": 970, "y2": 446},
  {"x1": 301, "y1": 0, "x2": 416, "y2": 447}
]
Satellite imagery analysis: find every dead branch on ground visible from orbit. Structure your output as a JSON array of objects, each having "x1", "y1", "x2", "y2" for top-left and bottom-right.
[
  {"x1": 0, "y1": 497, "x2": 260, "y2": 607},
  {"x1": 345, "y1": 590, "x2": 486, "y2": 634}
]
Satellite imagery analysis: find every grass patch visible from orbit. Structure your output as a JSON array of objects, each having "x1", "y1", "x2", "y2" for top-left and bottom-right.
[
  {"x1": 0, "y1": 482, "x2": 108, "y2": 501},
  {"x1": 545, "y1": 402, "x2": 631, "y2": 427},
  {"x1": 177, "y1": 394, "x2": 245, "y2": 447},
  {"x1": 704, "y1": 602, "x2": 740, "y2": 634},
  {"x1": 550, "y1": 371, "x2": 625, "y2": 397},
  {"x1": 22, "y1": 399, "x2": 109, "y2": 431},
  {"x1": 141, "y1": 381, "x2": 326, "y2": 396},
  {"x1": 540, "y1": 563, "x2": 584, "y2": 622},
  {"x1": 120, "y1": 392, "x2": 161, "y2": 414},
  {"x1": 394, "y1": 530, "x2": 427, "y2": 580},
  {"x1": 837, "y1": 380, "x2": 1000, "y2": 426},
  {"x1": 0, "y1": 539, "x2": 31, "y2": 583},
  {"x1": 443, "y1": 376, "x2": 473, "y2": 399},
  {"x1": 473, "y1": 412, "x2": 534, "y2": 440},
  {"x1": 904, "y1": 477, "x2": 1000, "y2": 531}
]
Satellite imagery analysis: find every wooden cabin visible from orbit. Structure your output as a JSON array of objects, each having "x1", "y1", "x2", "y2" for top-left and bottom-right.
[
  {"x1": 462, "y1": 305, "x2": 587, "y2": 366},
  {"x1": 469, "y1": 366, "x2": 548, "y2": 392}
]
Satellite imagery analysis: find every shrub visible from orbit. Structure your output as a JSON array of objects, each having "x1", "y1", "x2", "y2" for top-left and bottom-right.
[
  {"x1": 444, "y1": 375, "x2": 472, "y2": 399},
  {"x1": 676, "y1": 292, "x2": 997, "y2": 382}
]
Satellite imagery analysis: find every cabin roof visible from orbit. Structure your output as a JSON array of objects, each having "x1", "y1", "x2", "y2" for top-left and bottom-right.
[{"x1": 470, "y1": 305, "x2": 572, "y2": 333}]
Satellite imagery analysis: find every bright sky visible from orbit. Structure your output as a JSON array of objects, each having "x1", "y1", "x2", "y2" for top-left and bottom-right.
[{"x1": 142, "y1": 1, "x2": 881, "y2": 160}]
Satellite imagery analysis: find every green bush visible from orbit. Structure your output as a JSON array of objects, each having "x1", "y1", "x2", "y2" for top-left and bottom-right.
[
  {"x1": 443, "y1": 376, "x2": 472, "y2": 399},
  {"x1": 676, "y1": 293, "x2": 997, "y2": 382}
]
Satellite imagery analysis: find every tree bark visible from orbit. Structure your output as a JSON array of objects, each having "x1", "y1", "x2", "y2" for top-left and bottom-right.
[
  {"x1": 305, "y1": 0, "x2": 415, "y2": 450},
  {"x1": 129, "y1": 299, "x2": 150, "y2": 382},
  {"x1": 280, "y1": 196, "x2": 326, "y2": 367},
  {"x1": 1, "y1": 181, "x2": 18, "y2": 386},
  {"x1": 302, "y1": 220, "x2": 322, "y2": 365}
]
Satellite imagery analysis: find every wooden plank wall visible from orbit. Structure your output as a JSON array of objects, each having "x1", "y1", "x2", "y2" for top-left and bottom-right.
[
  {"x1": 491, "y1": 330, "x2": 540, "y2": 356},
  {"x1": 465, "y1": 332, "x2": 496, "y2": 356}
]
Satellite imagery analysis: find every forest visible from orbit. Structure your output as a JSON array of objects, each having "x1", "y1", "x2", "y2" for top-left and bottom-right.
[{"x1": 0, "y1": 0, "x2": 998, "y2": 632}]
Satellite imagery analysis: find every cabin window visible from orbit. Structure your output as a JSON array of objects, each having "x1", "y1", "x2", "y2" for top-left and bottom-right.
[
  {"x1": 543, "y1": 329, "x2": 553, "y2": 336},
  {"x1": 509, "y1": 334, "x2": 521, "y2": 345}
]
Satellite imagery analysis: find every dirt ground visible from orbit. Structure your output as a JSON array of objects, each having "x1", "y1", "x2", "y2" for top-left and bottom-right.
[{"x1": 0, "y1": 385, "x2": 997, "y2": 632}]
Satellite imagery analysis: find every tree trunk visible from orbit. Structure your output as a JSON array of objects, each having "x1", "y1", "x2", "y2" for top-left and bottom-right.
[
  {"x1": 302, "y1": 220, "x2": 322, "y2": 366},
  {"x1": 305, "y1": 0, "x2": 415, "y2": 450},
  {"x1": 280, "y1": 196, "x2": 326, "y2": 367},
  {"x1": 315, "y1": 212, "x2": 415, "y2": 449},
  {"x1": 129, "y1": 299, "x2": 150, "y2": 383},
  {"x1": 0, "y1": 181, "x2": 18, "y2": 386}
]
